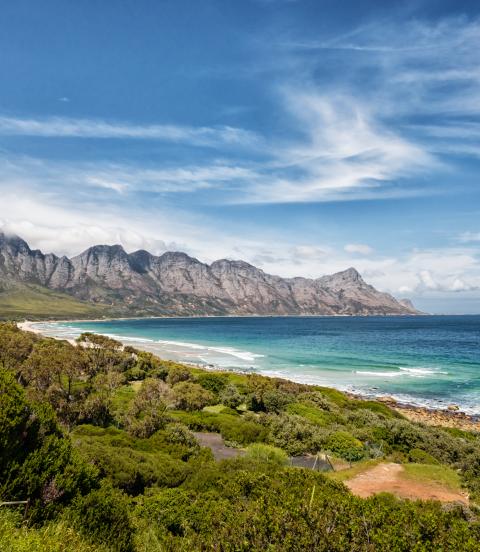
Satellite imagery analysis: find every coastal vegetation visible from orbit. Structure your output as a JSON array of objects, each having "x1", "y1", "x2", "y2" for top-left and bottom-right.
[{"x1": 1, "y1": 322, "x2": 480, "y2": 550}]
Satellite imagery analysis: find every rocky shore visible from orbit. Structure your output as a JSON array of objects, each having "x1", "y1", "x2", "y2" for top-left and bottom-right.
[
  {"x1": 342, "y1": 393, "x2": 480, "y2": 432},
  {"x1": 385, "y1": 399, "x2": 479, "y2": 432}
]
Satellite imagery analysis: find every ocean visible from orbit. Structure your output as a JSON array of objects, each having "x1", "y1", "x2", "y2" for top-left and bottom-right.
[{"x1": 35, "y1": 315, "x2": 480, "y2": 414}]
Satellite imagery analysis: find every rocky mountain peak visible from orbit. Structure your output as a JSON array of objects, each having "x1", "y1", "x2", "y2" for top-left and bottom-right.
[
  {"x1": 0, "y1": 231, "x2": 32, "y2": 255},
  {"x1": 0, "y1": 233, "x2": 420, "y2": 316},
  {"x1": 76, "y1": 243, "x2": 128, "y2": 261},
  {"x1": 341, "y1": 267, "x2": 362, "y2": 281}
]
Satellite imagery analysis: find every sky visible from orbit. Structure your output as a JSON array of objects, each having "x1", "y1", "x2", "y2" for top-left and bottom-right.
[{"x1": 0, "y1": 0, "x2": 480, "y2": 313}]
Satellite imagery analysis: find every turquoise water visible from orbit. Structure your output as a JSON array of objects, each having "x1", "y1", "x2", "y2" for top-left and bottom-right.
[{"x1": 38, "y1": 315, "x2": 480, "y2": 414}]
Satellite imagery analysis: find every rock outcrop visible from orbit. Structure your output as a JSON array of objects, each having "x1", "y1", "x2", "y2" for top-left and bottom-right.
[{"x1": 0, "y1": 231, "x2": 420, "y2": 316}]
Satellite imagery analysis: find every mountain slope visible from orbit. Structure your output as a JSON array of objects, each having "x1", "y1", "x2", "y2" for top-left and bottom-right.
[
  {"x1": 0, "y1": 231, "x2": 419, "y2": 317},
  {"x1": 0, "y1": 283, "x2": 107, "y2": 320}
]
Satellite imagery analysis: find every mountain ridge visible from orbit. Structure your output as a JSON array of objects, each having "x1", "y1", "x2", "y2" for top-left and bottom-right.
[{"x1": 0, "y1": 231, "x2": 420, "y2": 316}]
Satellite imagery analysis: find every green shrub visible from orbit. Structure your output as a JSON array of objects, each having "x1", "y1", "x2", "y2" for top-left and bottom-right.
[
  {"x1": 0, "y1": 509, "x2": 104, "y2": 552},
  {"x1": 219, "y1": 384, "x2": 243, "y2": 409},
  {"x1": 408, "y1": 448, "x2": 440, "y2": 464},
  {"x1": 166, "y1": 366, "x2": 192, "y2": 386},
  {"x1": 123, "y1": 379, "x2": 171, "y2": 438},
  {"x1": 263, "y1": 413, "x2": 330, "y2": 455},
  {"x1": 297, "y1": 391, "x2": 334, "y2": 411},
  {"x1": 261, "y1": 389, "x2": 293, "y2": 413},
  {"x1": 195, "y1": 373, "x2": 228, "y2": 394},
  {"x1": 245, "y1": 443, "x2": 289, "y2": 466},
  {"x1": 170, "y1": 411, "x2": 267, "y2": 445},
  {"x1": 173, "y1": 382, "x2": 215, "y2": 411},
  {"x1": 325, "y1": 431, "x2": 365, "y2": 461},
  {"x1": 68, "y1": 484, "x2": 134, "y2": 552},
  {"x1": 351, "y1": 399, "x2": 403, "y2": 419},
  {"x1": 311, "y1": 386, "x2": 349, "y2": 407},
  {"x1": 286, "y1": 402, "x2": 335, "y2": 426},
  {"x1": 0, "y1": 369, "x2": 98, "y2": 521},
  {"x1": 164, "y1": 423, "x2": 199, "y2": 449},
  {"x1": 124, "y1": 367, "x2": 147, "y2": 381}
]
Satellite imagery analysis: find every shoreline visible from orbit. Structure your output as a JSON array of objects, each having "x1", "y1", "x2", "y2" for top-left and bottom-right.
[{"x1": 18, "y1": 319, "x2": 480, "y2": 433}]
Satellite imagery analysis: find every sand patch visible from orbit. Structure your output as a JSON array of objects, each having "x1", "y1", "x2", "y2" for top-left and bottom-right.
[{"x1": 345, "y1": 462, "x2": 468, "y2": 504}]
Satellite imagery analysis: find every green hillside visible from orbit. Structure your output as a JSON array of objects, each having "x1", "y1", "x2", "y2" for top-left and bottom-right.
[{"x1": 0, "y1": 284, "x2": 106, "y2": 320}]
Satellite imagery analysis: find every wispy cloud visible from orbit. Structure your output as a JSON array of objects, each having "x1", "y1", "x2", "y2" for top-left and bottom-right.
[
  {"x1": 0, "y1": 115, "x2": 261, "y2": 149},
  {"x1": 344, "y1": 243, "x2": 373, "y2": 255},
  {"x1": 283, "y1": 17, "x2": 480, "y2": 147},
  {"x1": 459, "y1": 231, "x2": 480, "y2": 243},
  {"x1": 0, "y1": 154, "x2": 259, "y2": 197},
  {"x1": 234, "y1": 91, "x2": 437, "y2": 203}
]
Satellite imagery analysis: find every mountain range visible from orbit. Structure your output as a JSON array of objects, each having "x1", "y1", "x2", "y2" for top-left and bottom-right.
[{"x1": 0, "y1": 231, "x2": 419, "y2": 317}]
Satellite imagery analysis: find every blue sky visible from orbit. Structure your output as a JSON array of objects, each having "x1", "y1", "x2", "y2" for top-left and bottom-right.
[{"x1": 1, "y1": 0, "x2": 480, "y2": 313}]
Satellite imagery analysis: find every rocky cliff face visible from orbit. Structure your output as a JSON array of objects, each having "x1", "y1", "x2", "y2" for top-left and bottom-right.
[{"x1": 0, "y1": 231, "x2": 419, "y2": 316}]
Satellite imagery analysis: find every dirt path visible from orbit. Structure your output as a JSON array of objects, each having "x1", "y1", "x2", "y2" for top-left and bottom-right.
[
  {"x1": 193, "y1": 432, "x2": 245, "y2": 461},
  {"x1": 345, "y1": 462, "x2": 468, "y2": 504}
]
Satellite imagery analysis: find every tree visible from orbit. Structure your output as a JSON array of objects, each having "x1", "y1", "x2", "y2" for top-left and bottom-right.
[
  {"x1": 219, "y1": 384, "x2": 243, "y2": 409},
  {"x1": 0, "y1": 369, "x2": 98, "y2": 521},
  {"x1": 76, "y1": 333, "x2": 122, "y2": 377},
  {"x1": 166, "y1": 365, "x2": 191, "y2": 386},
  {"x1": 0, "y1": 322, "x2": 36, "y2": 372},
  {"x1": 172, "y1": 382, "x2": 214, "y2": 411},
  {"x1": 124, "y1": 379, "x2": 171, "y2": 438}
]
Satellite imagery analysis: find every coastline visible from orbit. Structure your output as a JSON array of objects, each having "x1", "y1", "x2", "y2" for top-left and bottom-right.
[{"x1": 18, "y1": 319, "x2": 480, "y2": 433}]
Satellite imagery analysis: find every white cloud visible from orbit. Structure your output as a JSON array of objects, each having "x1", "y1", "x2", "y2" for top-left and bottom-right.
[
  {"x1": 344, "y1": 243, "x2": 373, "y2": 255},
  {"x1": 0, "y1": 115, "x2": 261, "y2": 149},
  {"x1": 459, "y1": 231, "x2": 480, "y2": 243},
  {"x1": 231, "y1": 90, "x2": 437, "y2": 204},
  {"x1": 1, "y1": 183, "x2": 479, "y2": 311},
  {"x1": 419, "y1": 270, "x2": 438, "y2": 290},
  {"x1": 285, "y1": 17, "x2": 480, "y2": 157},
  {"x1": 0, "y1": 155, "x2": 260, "y2": 197}
]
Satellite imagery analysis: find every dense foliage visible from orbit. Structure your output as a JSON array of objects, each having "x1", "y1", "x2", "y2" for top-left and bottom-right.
[{"x1": 1, "y1": 322, "x2": 480, "y2": 551}]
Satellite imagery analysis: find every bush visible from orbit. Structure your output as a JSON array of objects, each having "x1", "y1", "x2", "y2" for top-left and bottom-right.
[
  {"x1": 297, "y1": 391, "x2": 334, "y2": 411},
  {"x1": 170, "y1": 411, "x2": 267, "y2": 445},
  {"x1": 124, "y1": 367, "x2": 147, "y2": 381},
  {"x1": 166, "y1": 366, "x2": 192, "y2": 386},
  {"x1": 262, "y1": 389, "x2": 293, "y2": 413},
  {"x1": 408, "y1": 448, "x2": 440, "y2": 464},
  {"x1": 286, "y1": 402, "x2": 335, "y2": 426},
  {"x1": 196, "y1": 373, "x2": 228, "y2": 395},
  {"x1": 245, "y1": 443, "x2": 289, "y2": 467},
  {"x1": 173, "y1": 382, "x2": 215, "y2": 411},
  {"x1": 68, "y1": 483, "x2": 134, "y2": 552},
  {"x1": 264, "y1": 413, "x2": 330, "y2": 456},
  {"x1": 124, "y1": 379, "x2": 171, "y2": 438},
  {"x1": 0, "y1": 369, "x2": 98, "y2": 521},
  {"x1": 351, "y1": 399, "x2": 403, "y2": 419},
  {"x1": 0, "y1": 509, "x2": 103, "y2": 552},
  {"x1": 325, "y1": 431, "x2": 365, "y2": 461},
  {"x1": 164, "y1": 423, "x2": 199, "y2": 449},
  {"x1": 219, "y1": 384, "x2": 243, "y2": 409}
]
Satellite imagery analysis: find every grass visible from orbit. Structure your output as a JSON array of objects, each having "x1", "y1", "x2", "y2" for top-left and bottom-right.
[
  {"x1": 311, "y1": 386, "x2": 350, "y2": 407},
  {"x1": 111, "y1": 384, "x2": 137, "y2": 418},
  {"x1": 402, "y1": 463, "x2": 463, "y2": 492},
  {"x1": 286, "y1": 402, "x2": 335, "y2": 426},
  {"x1": 0, "y1": 284, "x2": 106, "y2": 320},
  {"x1": 203, "y1": 404, "x2": 231, "y2": 414},
  {"x1": 0, "y1": 510, "x2": 105, "y2": 552}
]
